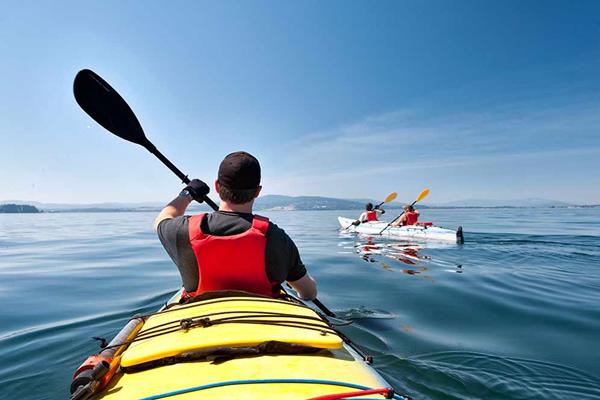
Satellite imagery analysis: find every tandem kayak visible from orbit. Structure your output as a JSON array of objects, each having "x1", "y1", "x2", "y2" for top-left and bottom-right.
[
  {"x1": 338, "y1": 216, "x2": 464, "y2": 243},
  {"x1": 70, "y1": 291, "x2": 409, "y2": 400}
]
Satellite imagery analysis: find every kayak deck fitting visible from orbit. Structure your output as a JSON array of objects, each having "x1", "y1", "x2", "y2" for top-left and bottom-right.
[
  {"x1": 71, "y1": 291, "x2": 409, "y2": 400},
  {"x1": 338, "y1": 216, "x2": 464, "y2": 243}
]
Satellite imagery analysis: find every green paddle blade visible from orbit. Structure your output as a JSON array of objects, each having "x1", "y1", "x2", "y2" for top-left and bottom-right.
[{"x1": 73, "y1": 69, "x2": 150, "y2": 149}]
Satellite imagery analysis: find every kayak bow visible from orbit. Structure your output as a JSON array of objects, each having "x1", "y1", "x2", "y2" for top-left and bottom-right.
[{"x1": 70, "y1": 291, "x2": 410, "y2": 400}]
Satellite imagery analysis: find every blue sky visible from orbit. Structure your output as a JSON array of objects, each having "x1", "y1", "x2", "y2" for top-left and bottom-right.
[{"x1": 1, "y1": 1, "x2": 599, "y2": 204}]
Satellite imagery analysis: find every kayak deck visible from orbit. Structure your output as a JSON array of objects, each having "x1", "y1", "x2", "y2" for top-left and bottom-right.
[
  {"x1": 99, "y1": 350, "x2": 389, "y2": 399},
  {"x1": 90, "y1": 293, "x2": 398, "y2": 400},
  {"x1": 120, "y1": 297, "x2": 342, "y2": 368},
  {"x1": 338, "y1": 216, "x2": 463, "y2": 243}
]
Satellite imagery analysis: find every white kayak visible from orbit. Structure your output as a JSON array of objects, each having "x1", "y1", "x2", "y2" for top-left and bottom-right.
[{"x1": 338, "y1": 216, "x2": 464, "y2": 243}]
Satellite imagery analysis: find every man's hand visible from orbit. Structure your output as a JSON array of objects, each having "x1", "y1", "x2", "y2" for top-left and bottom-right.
[
  {"x1": 352, "y1": 220, "x2": 361, "y2": 226},
  {"x1": 374, "y1": 204, "x2": 385, "y2": 214},
  {"x1": 184, "y1": 179, "x2": 210, "y2": 203}
]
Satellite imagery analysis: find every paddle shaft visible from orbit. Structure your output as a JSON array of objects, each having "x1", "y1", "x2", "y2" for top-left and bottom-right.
[
  {"x1": 344, "y1": 199, "x2": 389, "y2": 230},
  {"x1": 378, "y1": 198, "x2": 420, "y2": 235},
  {"x1": 312, "y1": 298, "x2": 337, "y2": 318},
  {"x1": 284, "y1": 283, "x2": 336, "y2": 318},
  {"x1": 143, "y1": 141, "x2": 219, "y2": 211}
]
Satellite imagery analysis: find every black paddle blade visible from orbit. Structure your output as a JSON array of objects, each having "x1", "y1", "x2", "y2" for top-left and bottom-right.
[{"x1": 73, "y1": 69, "x2": 149, "y2": 148}]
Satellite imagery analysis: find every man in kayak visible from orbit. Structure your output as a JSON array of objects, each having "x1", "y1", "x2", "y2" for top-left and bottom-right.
[
  {"x1": 391, "y1": 204, "x2": 419, "y2": 226},
  {"x1": 153, "y1": 151, "x2": 318, "y2": 300},
  {"x1": 354, "y1": 202, "x2": 385, "y2": 224}
]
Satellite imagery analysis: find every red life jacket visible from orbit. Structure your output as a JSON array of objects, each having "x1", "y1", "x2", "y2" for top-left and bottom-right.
[
  {"x1": 405, "y1": 211, "x2": 419, "y2": 225},
  {"x1": 366, "y1": 211, "x2": 378, "y2": 221},
  {"x1": 185, "y1": 213, "x2": 278, "y2": 298}
]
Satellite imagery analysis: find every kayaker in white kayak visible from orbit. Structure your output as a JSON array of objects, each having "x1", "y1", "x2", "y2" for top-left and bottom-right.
[
  {"x1": 153, "y1": 151, "x2": 318, "y2": 300},
  {"x1": 354, "y1": 202, "x2": 385, "y2": 225},
  {"x1": 391, "y1": 204, "x2": 420, "y2": 226}
]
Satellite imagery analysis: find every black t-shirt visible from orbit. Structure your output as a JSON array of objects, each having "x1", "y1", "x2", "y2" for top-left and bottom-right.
[{"x1": 157, "y1": 211, "x2": 307, "y2": 292}]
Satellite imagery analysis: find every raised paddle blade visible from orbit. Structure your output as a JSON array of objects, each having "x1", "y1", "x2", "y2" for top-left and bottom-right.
[
  {"x1": 384, "y1": 192, "x2": 398, "y2": 203},
  {"x1": 379, "y1": 189, "x2": 430, "y2": 235},
  {"x1": 73, "y1": 69, "x2": 149, "y2": 148},
  {"x1": 414, "y1": 189, "x2": 430, "y2": 204}
]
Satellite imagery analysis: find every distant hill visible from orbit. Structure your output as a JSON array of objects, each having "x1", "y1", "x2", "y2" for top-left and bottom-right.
[
  {"x1": 1, "y1": 196, "x2": 586, "y2": 212},
  {"x1": 255, "y1": 195, "x2": 382, "y2": 211},
  {"x1": 434, "y1": 198, "x2": 576, "y2": 208},
  {"x1": 0, "y1": 200, "x2": 165, "y2": 213},
  {"x1": 257, "y1": 196, "x2": 582, "y2": 210},
  {"x1": 0, "y1": 203, "x2": 40, "y2": 213},
  {"x1": 0, "y1": 196, "x2": 403, "y2": 212}
]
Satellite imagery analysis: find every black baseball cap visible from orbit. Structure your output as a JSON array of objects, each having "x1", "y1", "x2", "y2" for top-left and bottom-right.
[{"x1": 218, "y1": 151, "x2": 261, "y2": 190}]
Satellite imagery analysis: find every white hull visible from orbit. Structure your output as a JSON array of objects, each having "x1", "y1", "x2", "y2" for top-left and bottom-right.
[{"x1": 338, "y1": 216, "x2": 463, "y2": 243}]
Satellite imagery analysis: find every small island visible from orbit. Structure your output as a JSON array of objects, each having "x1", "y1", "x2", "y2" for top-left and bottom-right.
[{"x1": 0, "y1": 204, "x2": 41, "y2": 213}]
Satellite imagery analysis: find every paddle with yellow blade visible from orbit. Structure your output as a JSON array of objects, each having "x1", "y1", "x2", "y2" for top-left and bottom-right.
[
  {"x1": 378, "y1": 189, "x2": 430, "y2": 234},
  {"x1": 345, "y1": 191, "x2": 398, "y2": 229}
]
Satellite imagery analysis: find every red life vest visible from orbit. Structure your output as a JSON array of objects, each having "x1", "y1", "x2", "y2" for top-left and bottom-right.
[
  {"x1": 366, "y1": 211, "x2": 378, "y2": 221},
  {"x1": 185, "y1": 213, "x2": 278, "y2": 298},
  {"x1": 405, "y1": 211, "x2": 419, "y2": 225}
]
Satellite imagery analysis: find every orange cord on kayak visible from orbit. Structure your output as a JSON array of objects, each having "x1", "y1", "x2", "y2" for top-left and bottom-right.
[{"x1": 306, "y1": 387, "x2": 395, "y2": 400}]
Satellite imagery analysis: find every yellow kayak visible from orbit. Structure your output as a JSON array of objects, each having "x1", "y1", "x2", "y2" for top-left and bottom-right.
[{"x1": 70, "y1": 291, "x2": 408, "y2": 400}]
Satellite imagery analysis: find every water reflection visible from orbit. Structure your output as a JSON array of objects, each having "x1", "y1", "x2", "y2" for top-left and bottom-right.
[{"x1": 339, "y1": 231, "x2": 463, "y2": 276}]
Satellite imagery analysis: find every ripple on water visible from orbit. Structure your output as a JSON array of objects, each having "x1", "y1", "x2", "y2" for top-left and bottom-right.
[
  {"x1": 338, "y1": 306, "x2": 398, "y2": 320},
  {"x1": 1, "y1": 210, "x2": 600, "y2": 399},
  {"x1": 378, "y1": 351, "x2": 600, "y2": 400}
]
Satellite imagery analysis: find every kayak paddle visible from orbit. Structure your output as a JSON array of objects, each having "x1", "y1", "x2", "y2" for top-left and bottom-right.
[
  {"x1": 312, "y1": 298, "x2": 336, "y2": 318},
  {"x1": 73, "y1": 69, "x2": 218, "y2": 211},
  {"x1": 378, "y1": 189, "x2": 430, "y2": 234},
  {"x1": 73, "y1": 69, "x2": 335, "y2": 318},
  {"x1": 377, "y1": 191, "x2": 398, "y2": 210},
  {"x1": 345, "y1": 192, "x2": 397, "y2": 229}
]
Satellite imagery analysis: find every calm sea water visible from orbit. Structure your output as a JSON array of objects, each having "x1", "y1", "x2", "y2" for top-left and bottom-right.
[{"x1": 0, "y1": 208, "x2": 599, "y2": 399}]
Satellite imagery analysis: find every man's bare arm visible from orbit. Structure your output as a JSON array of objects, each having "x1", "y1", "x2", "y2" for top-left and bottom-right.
[
  {"x1": 288, "y1": 273, "x2": 317, "y2": 300},
  {"x1": 153, "y1": 196, "x2": 192, "y2": 232},
  {"x1": 154, "y1": 179, "x2": 210, "y2": 231}
]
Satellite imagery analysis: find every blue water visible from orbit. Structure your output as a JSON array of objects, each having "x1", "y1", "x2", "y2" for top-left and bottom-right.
[{"x1": 1, "y1": 208, "x2": 599, "y2": 399}]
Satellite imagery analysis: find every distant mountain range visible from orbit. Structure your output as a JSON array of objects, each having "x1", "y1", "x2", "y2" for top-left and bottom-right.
[
  {"x1": 255, "y1": 195, "x2": 387, "y2": 211},
  {"x1": 433, "y1": 198, "x2": 577, "y2": 208},
  {"x1": 0, "y1": 200, "x2": 163, "y2": 213},
  {"x1": 1, "y1": 196, "x2": 593, "y2": 213}
]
